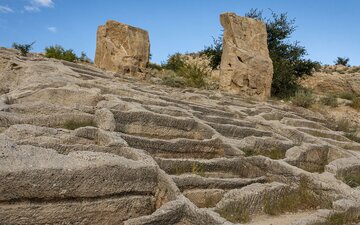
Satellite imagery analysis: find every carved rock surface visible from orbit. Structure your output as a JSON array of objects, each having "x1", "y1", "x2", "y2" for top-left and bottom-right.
[
  {"x1": 220, "y1": 12, "x2": 273, "y2": 100},
  {"x1": 95, "y1": 20, "x2": 150, "y2": 75},
  {"x1": 1, "y1": 47, "x2": 360, "y2": 225}
]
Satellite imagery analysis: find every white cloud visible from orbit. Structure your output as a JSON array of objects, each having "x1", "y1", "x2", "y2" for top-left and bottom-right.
[
  {"x1": 47, "y1": 26, "x2": 57, "y2": 33},
  {"x1": 25, "y1": 0, "x2": 54, "y2": 12},
  {"x1": 33, "y1": 0, "x2": 54, "y2": 8},
  {"x1": 24, "y1": 5, "x2": 40, "y2": 12},
  {"x1": 0, "y1": 6, "x2": 14, "y2": 13}
]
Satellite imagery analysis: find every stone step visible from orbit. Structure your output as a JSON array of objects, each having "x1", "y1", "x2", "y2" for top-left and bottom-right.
[{"x1": 172, "y1": 174, "x2": 266, "y2": 191}]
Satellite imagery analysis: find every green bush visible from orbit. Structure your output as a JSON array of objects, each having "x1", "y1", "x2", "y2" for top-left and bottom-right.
[
  {"x1": 12, "y1": 41, "x2": 35, "y2": 56},
  {"x1": 45, "y1": 45, "x2": 77, "y2": 62},
  {"x1": 161, "y1": 53, "x2": 207, "y2": 88},
  {"x1": 199, "y1": 36, "x2": 223, "y2": 70},
  {"x1": 178, "y1": 63, "x2": 207, "y2": 88},
  {"x1": 162, "y1": 53, "x2": 185, "y2": 72},
  {"x1": 245, "y1": 9, "x2": 320, "y2": 98},
  {"x1": 334, "y1": 57, "x2": 350, "y2": 67},
  {"x1": 291, "y1": 89, "x2": 315, "y2": 108}
]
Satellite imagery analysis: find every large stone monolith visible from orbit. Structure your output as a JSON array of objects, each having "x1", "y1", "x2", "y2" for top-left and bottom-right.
[
  {"x1": 220, "y1": 13, "x2": 273, "y2": 100},
  {"x1": 95, "y1": 20, "x2": 150, "y2": 75}
]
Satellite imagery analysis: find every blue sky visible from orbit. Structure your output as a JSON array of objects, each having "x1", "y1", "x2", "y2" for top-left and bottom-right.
[{"x1": 1, "y1": 0, "x2": 359, "y2": 65}]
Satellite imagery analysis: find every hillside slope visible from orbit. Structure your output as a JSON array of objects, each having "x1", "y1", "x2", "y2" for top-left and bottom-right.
[{"x1": 1, "y1": 48, "x2": 360, "y2": 225}]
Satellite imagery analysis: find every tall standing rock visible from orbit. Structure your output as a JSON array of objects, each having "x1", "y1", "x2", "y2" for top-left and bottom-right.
[
  {"x1": 95, "y1": 20, "x2": 150, "y2": 75},
  {"x1": 220, "y1": 13, "x2": 273, "y2": 100}
]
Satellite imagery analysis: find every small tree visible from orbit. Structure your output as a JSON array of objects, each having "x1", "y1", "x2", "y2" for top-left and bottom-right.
[
  {"x1": 245, "y1": 9, "x2": 320, "y2": 98},
  {"x1": 12, "y1": 41, "x2": 35, "y2": 56},
  {"x1": 334, "y1": 57, "x2": 350, "y2": 67},
  {"x1": 79, "y1": 51, "x2": 92, "y2": 63},
  {"x1": 44, "y1": 45, "x2": 65, "y2": 59},
  {"x1": 62, "y1": 49, "x2": 77, "y2": 62},
  {"x1": 45, "y1": 45, "x2": 78, "y2": 62},
  {"x1": 199, "y1": 36, "x2": 223, "y2": 70},
  {"x1": 162, "y1": 53, "x2": 186, "y2": 72},
  {"x1": 161, "y1": 53, "x2": 207, "y2": 88}
]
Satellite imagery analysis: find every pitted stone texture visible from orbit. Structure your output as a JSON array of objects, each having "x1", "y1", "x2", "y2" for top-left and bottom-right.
[
  {"x1": 220, "y1": 12, "x2": 273, "y2": 100},
  {"x1": 1, "y1": 47, "x2": 360, "y2": 225},
  {"x1": 95, "y1": 20, "x2": 150, "y2": 75},
  {"x1": 0, "y1": 135, "x2": 158, "y2": 201},
  {"x1": 95, "y1": 108, "x2": 116, "y2": 131}
]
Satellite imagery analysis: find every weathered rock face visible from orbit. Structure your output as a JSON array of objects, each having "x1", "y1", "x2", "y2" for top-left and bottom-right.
[
  {"x1": 1, "y1": 47, "x2": 360, "y2": 225},
  {"x1": 301, "y1": 68, "x2": 360, "y2": 96},
  {"x1": 95, "y1": 20, "x2": 150, "y2": 75},
  {"x1": 219, "y1": 12, "x2": 273, "y2": 100}
]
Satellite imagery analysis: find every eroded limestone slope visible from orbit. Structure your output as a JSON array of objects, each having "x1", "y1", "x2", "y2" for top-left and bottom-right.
[{"x1": 1, "y1": 48, "x2": 360, "y2": 225}]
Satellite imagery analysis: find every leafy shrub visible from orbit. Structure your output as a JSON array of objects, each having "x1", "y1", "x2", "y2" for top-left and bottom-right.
[
  {"x1": 162, "y1": 53, "x2": 186, "y2": 72},
  {"x1": 291, "y1": 89, "x2": 315, "y2": 108},
  {"x1": 12, "y1": 41, "x2": 35, "y2": 56},
  {"x1": 45, "y1": 45, "x2": 77, "y2": 62},
  {"x1": 199, "y1": 36, "x2": 223, "y2": 70},
  {"x1": 161, "y1": 53, "x2": 207, "y2": 88},
  {"x1": 321, "y1": 95, "x2": 338, "y2": 107},
  {"x1": 334, "y1": 57, "x2": 350, "y2": 67},
  {"x1": 178, "y1": 63, "x2": 207, "y2": 88},
  {"x1": 245, "y1": 9, "x2": 320, "y2": 98}
]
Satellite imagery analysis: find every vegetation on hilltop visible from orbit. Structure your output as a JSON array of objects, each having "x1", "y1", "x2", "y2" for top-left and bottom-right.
[
  {"x1": 45, "y1": 45, "x2": 92, "y2": 63},
  {"x1": 334, "y1": 57, "x2": 350, "y2": 67},
  {"x1": 246, "y1": 9, "x2": 320, "y2": 98},
  {"x1": 12, "y1": 41, "x2": 35, "y2": 56},
  {"x1": 197, "y1": 9, "x2": 321, "y2": 99}
]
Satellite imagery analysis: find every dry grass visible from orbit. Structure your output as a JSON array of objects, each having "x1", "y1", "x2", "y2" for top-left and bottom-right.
[
  {"x1": 330, "y1": 118, "x2": 360, "y2": 143},
  {"x1": 350, "y1": 97, "x2": 360, "y2": 111},
  {"x1": 191, "y1": 163, "x2": 205, "y2": 177},
  {"x1": 343, "y1": 174, "x2": 360, "y2": 188},
  {"x1": 320, "y1": 95, "x2": 338, "y2": 107},
  {"x1": 161, "y1": 74, "x2": 186, "y2": 88},
  {"x1": 338, "y1": 92, "x2": 356, "y2": 101},
  {"x1": 218, "y1": 177, "x2": 331, "y2": 223},
  {"x1": 264, "y1": 177, "x2": 331, "y2": 216},
  {"x1": 62, "y1": 119, "x2": 96, "y2": 130},
  {"x1": 217, "y1": 202, "x2": 251, "y2": 223},
  {"x1": 292, "y1": 90, "x2": 315, "y2": 108},
  {"x1": 4, "y1": 95, "x2": 16, "y2": 105},
  {"x1": 314, "y1": 209, "x2": 360, "y2": 225}
]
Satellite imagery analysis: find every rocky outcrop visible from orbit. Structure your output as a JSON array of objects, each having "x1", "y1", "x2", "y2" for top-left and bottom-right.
[
  {"x1": 219, "y1": 13, "x2": 273, "y2": 100},
  {"x1": 1, "y1": 47, "x2": 360, "y2": 225},
  {"x1": 301, "y1": 68, "x2": 360, "y2": 96},
  {"x1": 94, "y1": 20, "x2": 150, "y2": 75}
]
